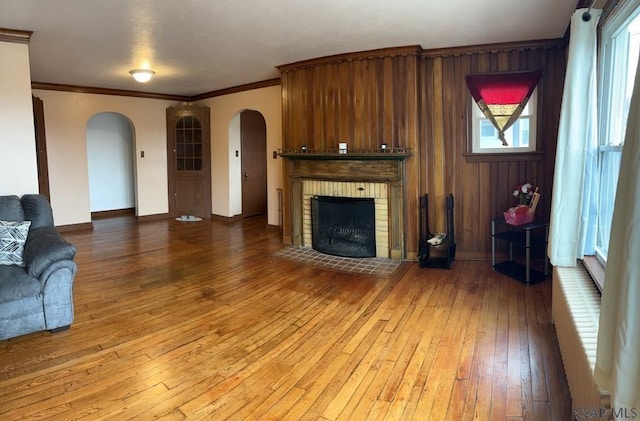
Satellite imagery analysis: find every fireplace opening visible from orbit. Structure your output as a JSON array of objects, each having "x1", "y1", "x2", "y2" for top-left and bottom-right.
[{"x1": 311, "y1": 195, "x2": 376, "y2": 258}]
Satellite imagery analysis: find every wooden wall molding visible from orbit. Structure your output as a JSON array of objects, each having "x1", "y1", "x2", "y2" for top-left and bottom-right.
[
  {"x1": 91, "y1": 208, "x2": 135, "y2": 219},
  {"x1": 277, "y1": 39, "x2": 566, "y2": 73},
  {"x1": 32, "y1": 78, "x2": 281, "y2": 102},
  {"x1": 289, "y1": 158, "x2": 406, "y2": 182},
  {"x1": 137, "y1": 213, "x2": 170, "y2": 222},
  {"x1": 0, "y1": 28, "x2": 32, "y2": 44},
  {"x1": 420, "y1": 38, "x2": 567, "y2": 58},
  {"x1": 190, "y1": 78, "x2": 281, "y2": 101},
  {"x1": 211, "y1": 214, "x2": 243, "y2": 223},
  {"x1": 277, "y1": 45, "x2": 422, "y2": 73},
  {"x1": 31, "y1": 82, "x2": 189, "y2": 101},
  {"x1": 56, "y1": 222, "x2": 93, "y2": 232}
]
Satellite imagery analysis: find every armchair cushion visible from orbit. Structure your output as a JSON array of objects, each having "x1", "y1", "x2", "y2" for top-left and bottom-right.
[
  {"x1": 21, "y1": 194, "x2": 55, "y2": 229},
  {"x1": 0, "y1": 220, "x2": 31, "y2": 267},
  {"x1": 0, "y1": 265, "x2": 41, "y2": 304},
  {"x1": 23, "y1": 226, "x2": 77, "y2": 278},
  {"x1": 0, "y1": 196, "x2": 24, "y2": 221}
]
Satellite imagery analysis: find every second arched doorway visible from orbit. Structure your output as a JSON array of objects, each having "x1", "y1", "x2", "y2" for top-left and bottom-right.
[
  {"x1": 86, "y1": 112, "x2": 136, "y2": 217},
  {"x1": 239, "y1": 110, "x2": 267, "y2": 218}
]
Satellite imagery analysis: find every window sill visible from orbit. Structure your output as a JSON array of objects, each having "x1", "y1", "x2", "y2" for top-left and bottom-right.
[
  {"x1": 463, "y1": 151, "x2": 544, "y2": 163},
  {"x1": 582, "y1": 255, "x2": 605, "y2": 293}
]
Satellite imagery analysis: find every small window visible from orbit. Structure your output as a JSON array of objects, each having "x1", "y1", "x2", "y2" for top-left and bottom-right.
[
  {"x1": 175, "y1": 116, "x2": 203, "y2": 171},
  {"x1": 470, "y1": 88, "x2": 537, "y2": 154}
]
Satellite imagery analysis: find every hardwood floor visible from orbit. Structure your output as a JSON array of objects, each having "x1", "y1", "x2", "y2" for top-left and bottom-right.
[{"x1": 0, "y1": 216, "x2": 571, "y2": 420}]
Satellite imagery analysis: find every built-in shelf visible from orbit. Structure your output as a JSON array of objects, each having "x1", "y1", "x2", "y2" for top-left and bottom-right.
[{"x1": 277, "y1": 148, "x2": 412, "y2": 160}]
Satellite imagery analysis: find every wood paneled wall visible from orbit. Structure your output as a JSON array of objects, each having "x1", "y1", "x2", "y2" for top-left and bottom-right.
[
  {"x1": 278, "y1": 41, "x2": 568, "y2": 260},
  {"x1": 278, "y1": 46, "x2": 421, "y2": 151},
  {"x1": 421, "y1": 43, "x2": 567, "y2": 259},
  {"x1": 279, "y1": 46, "x2": 422, "y2": 258}
]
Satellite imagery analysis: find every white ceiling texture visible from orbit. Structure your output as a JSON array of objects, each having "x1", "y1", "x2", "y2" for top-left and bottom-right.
[{"x1": 0, "y1": 0, "x2": 580, "y2": 97}]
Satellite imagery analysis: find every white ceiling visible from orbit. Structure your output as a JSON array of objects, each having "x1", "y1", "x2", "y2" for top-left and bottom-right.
[{"x1": 0, "y1": 0, "x2": 580, "y2": 97}]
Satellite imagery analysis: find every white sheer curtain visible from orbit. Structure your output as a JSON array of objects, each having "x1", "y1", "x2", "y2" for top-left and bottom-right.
[
  {"x1": 594, "y1": 52, "x2": 640, "y2": 412},
  {"x1": 548, "y1": 9, "x2": 600, "y2": 266}
]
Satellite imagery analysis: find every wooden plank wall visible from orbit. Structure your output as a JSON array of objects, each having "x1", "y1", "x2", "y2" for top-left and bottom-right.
[
  {"x1": 279, "y1": 47, "x2": 422, "y2": 258},
  {"x1": 421, "y1": 44, "x2": 567, "y2": 259},
  {"x1": 279, "y1": 47, "x2": 421, "y2": 151},
  {"x1": 278, "y1": 42, "x2": 567, "y2": 260}
]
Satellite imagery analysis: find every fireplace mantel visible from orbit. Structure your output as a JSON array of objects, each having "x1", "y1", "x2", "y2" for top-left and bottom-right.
[
  {"x1": 281, "y1": 153, "x2": 408, "y2": 260},
  {"x1": 278, "y1": 148, "x2": 412, "y2": 161}
]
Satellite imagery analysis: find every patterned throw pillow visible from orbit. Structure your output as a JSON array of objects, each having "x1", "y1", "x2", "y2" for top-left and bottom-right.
[{"x1": 0, "y1": 220, "x2": 31, "y2": 267}]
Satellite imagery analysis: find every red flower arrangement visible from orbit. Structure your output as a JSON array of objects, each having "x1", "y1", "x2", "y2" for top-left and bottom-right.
[
  {"x1": 505, "y1": 182, "x2": 540, "y2": 225},
  {"x1": 513, "y1": 182, "x2": 534, "y2": 206}
]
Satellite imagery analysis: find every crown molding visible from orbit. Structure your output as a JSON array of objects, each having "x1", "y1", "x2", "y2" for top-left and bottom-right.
[
  {"x1": 277, "y1": 45, "x2": 422, "y2": 73},
  {"x1": 276, "y1": 40, "x2": 565, "y2": 71},
  {"x1": 420, "y1": 38, "x2": 567, "y2": 58},
  {"x1": 190, "y1": 78, "x2": 281, "y2": 101},
  {"x1": 0, "y1": 28, "x2": 33, "y2": 44},
  {"x1": 31, "y1": 82, "x2": 190, "y2": 101},
  {"x1": 32, "y1": 78, "x2": 282, "y2": 102}
]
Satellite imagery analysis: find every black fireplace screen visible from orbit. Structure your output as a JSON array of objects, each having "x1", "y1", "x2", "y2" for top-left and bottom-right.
[{"x1": 311, "y1": 195, "x2": 376, "y2": 258}]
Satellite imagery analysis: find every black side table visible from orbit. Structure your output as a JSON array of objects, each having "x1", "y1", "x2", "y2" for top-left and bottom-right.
[{"x1": 491, "y1": 217, "x2": 549, "y2": 285}]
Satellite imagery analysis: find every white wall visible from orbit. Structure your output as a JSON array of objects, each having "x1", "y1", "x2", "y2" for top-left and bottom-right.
[
  {"x1": 86, "y1": 112, "x2": 135, "y2": 212},
  {"x1": 30, "y1": 85, "x2": 282, "y2": 227},
  {"x1": 31, "y1": 89, "x2": 179, "y2": 225},
  {"x1": 197, "y1": 85, "x2": 283, "y2": 226},
  {"x1": 0, "y1": 41, "x2": 38, "y2": 195},
  {"x1": 228, "y1": 113, "x2": 242, "y2": 216}
]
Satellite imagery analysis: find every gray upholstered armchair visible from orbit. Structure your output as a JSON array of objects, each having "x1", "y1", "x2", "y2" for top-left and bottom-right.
[{"x1": 0, "y1": 194, "x2": 77, "y2": 340}]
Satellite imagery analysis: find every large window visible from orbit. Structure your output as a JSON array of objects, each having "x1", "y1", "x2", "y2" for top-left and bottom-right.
[
  {"x1": 596, "y1": 5, "x2": 640, "y2": 264},
  {"x1": 470, "y1": 89, "x2": 537, "y2": 153}
]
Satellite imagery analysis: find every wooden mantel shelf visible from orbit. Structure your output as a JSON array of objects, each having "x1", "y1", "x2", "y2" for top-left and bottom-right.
[{"x1": 277, "y1": 148, "x2": 412, "y2": 160}]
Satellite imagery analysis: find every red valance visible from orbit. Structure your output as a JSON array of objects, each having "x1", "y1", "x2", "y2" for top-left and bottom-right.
[{"x1": 466, "y1": 71, "x2": 542, "y2": 146}]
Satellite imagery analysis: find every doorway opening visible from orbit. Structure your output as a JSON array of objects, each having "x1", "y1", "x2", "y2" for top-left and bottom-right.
[
  {"x1": 229, "y1": 110, "x2": 267, "y2": 218},
  {"x1": 241, "y1": 110, "x2": 267, "y2": 218},
  {"x1": 86, "y1": 112, "x2": 136, "y2": 219}
]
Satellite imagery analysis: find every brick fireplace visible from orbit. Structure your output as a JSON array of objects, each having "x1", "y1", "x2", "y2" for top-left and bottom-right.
[
  {"x1": 304, "y1": 180, "x2": 389, "y2": 258},
  {"x1": 280, "y1": 151, "x2": 410, "y2": 260}
]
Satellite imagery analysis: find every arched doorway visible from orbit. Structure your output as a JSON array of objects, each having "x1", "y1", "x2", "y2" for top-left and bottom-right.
[
  {"x1": 240, "y1": 110, "x2": 267, "y2": 217},
  {"x1": 86, "y1": 112, "x2": 136, "y2": 217}
]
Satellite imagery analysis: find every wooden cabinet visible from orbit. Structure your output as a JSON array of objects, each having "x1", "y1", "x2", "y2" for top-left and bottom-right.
[{"x1": 166, "y1": 104, "x2": 211, "y2": 219}]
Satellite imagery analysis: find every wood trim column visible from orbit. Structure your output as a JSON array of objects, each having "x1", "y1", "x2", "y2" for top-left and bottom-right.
[
  {"x1": 390, "y1": 181, "x2": 404, "y2": 260},
  {"x1": 291, "y1": 177, "x2": 303, "y2": 246}
]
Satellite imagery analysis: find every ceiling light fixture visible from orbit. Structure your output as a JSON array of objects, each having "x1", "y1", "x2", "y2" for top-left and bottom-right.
[{"x1": 129, "y1": 68, "x2": 155, "y2": 83}]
